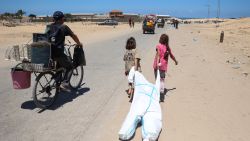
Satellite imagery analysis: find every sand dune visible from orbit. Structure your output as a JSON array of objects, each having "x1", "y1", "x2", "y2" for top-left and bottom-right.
[{"x1": 183, "y1": 18, "x2": 250, "y2": 74}]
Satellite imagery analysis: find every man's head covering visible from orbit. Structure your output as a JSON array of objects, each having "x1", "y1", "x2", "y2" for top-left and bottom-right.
[{"x1": 53, "y1": 11, "x2": 64, "y2": 21}]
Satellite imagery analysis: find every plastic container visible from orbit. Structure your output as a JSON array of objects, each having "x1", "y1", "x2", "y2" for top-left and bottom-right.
[
  {"x1": 31, "y1": 41, "x2": 51, "y2": 67},
  {"x1": 11, "y1": 63, "x2": 31, "y2": 89},
  {"x1": 33, "y1": 33, "x2": 48, "y2": 42}
]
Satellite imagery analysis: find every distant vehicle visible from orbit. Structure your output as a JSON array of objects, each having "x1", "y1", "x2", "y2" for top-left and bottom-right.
[
  {"x1": 157, "y1": 18, "x2": 165, "y2": 28},
  {"x1": 98, "y1": 19, "x2": 118, "y2": 26},
  {"x1": 142, "y1": 14, "x2": 157, "y2": 34}
]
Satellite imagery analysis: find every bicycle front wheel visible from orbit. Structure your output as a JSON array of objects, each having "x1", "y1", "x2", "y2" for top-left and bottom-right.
[
  {"x1": 69, "y1": 66, "x2": 84, "y2": 89},
  {"x1": 33, "y1": 71, "x2": 58, "y2": 109}
]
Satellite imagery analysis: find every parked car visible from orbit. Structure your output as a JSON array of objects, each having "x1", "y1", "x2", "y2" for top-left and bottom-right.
[
  {"x1": 157, "y1": 18, "x2": 165, "y2": 28},
  {"x1": 98, "y1": 19, "x2": 118, "y2": 26},
  {"x1": 142, "y1": 15, "x2": 157, "y2": 34}
]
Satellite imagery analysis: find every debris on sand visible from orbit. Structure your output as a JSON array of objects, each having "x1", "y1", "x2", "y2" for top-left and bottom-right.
[
  {"x1": 226, "y1": 56, "x2": 249, "y2": 70},
  {"x1": 232, "y1": 64, "x2": 240, "y2": 69},
  {"x1": 3, "y1": 22, "x2": 17, "y2": 27},
  {"x1": 242, "y1": 72, "x2": 248, "y2": 77},
  {"x1": 226, "y1": 57, "x2": 242, "y2": 64}
]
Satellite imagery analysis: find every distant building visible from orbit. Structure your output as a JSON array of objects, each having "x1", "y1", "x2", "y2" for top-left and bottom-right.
[
  {"x1": 156, "y1": 14, "x2": 171, "y2": 20},
  {"x1": 109, "y1": 10, "x2": 142, "y2": 22},
  {"x1": 94, "y1": 14, "x2": 109, "y2": 19},
  {"x1": 123, "y1": 13, "x2": 142, "y2": 22},
  {"x1": 109, "y1": 10, "x2": 124, "y2": 18},
  {"x1": 36, "y1": 15, "x2": 51, "y2": 20},
  {"x1": 35, "y1": 15, "x2": 52, "y2": 22},
  {"x1": 71, "y1": 13, "x2": 96, "y2": 20},
  {"x1": 33, "y1": 11, "x2": 142, "y2": 23}
]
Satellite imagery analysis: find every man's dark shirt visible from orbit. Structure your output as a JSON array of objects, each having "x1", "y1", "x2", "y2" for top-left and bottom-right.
[{"x1": 47, "y1": 23, "x2": 74, "y2": 58}]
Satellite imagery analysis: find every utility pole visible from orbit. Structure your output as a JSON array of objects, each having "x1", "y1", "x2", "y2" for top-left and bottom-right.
[
  {"x1": 207, "y1": 0, "x2": 210, "y2": 19},
  {"x1": 216, "y1": 0, "x2": 221, "y2": 27},
  {"x1": 205, "y1": 4, "x2": 210, "y2": 19},
  {"x1": 217, "y1": 0, "x2": 220, "y2": 19},
  {"x1": 217, "y1": 0, "x2": 224, "y2": 43}
]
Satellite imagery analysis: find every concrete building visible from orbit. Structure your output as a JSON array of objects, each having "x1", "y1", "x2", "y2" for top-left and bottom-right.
[
  {"x1": 123, "y1": 13, "x2": 142, "y2": 22},
  {"x1": 109, "y1": 10, "x2": 124, "y2": 18},
  {"x1": 71, "y1": 13, "x2": 96, "y2": 20},
  {"x1": 33, "y1": 11, "x2": 142, "y2": 23},
  {"x1": 109, "y1": 10, "x2": 142, "y2": 22},
  {"x1": 156, "y1": 14, "x2": 171, "y2": 20}
]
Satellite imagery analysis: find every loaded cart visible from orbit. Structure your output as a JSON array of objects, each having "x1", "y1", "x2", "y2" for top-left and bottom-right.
[
  {"x1": 142, "y1": 14, "x2": 157, "y2": 34},
  {"x1": 7, "y1": 33, "x2": 85, "y2": 109}
]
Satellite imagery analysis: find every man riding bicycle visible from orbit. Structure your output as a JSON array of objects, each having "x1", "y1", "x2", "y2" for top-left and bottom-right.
[{"x1": 46, "y1": 11, "x2": 82, "y2": 90}]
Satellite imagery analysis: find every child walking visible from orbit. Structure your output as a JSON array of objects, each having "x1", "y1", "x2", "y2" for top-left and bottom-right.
[
  {"x1": 123, "y1": 37, "x2": 141, "y2": 102},
  {"x1": 153, "y1": 34, "x2": 178, "y2": 102}
]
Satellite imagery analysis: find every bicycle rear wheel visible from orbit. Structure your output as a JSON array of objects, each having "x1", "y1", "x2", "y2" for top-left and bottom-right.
[
  {"x1": 69, "y1": 66, "x2": 84, "y2": 89},
  {"x1": 33, "y1": 71, "x2": 58, "y2": 109}
]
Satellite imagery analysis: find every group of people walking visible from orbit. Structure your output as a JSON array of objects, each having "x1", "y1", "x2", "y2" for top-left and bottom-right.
[
  {"x1": 172, "y1": 19, "x2": 179, "y2": 29},
  {"x1": 48, "y1": 10, "x2": 178, "y2": 101},
  {"x1": 128, "y1": 18, "x2": 135, "y2": 28},
  {"x1": 123, "y1": 34, "x2": 178, "y2": 102}
]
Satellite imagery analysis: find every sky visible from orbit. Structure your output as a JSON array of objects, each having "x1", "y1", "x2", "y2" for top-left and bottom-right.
[{"x1": 0, "y1": 0, "x2": 250, "y2": 18}]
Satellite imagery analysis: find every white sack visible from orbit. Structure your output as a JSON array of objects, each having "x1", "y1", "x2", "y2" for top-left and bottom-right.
[{"x1": 119, "y1": 67, "x2": 162, "y2": 141}]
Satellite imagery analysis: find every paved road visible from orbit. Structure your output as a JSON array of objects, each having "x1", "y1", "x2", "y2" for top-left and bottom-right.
[{"x1": 0, "y1": 26, "x2": 167, "y2": 141}]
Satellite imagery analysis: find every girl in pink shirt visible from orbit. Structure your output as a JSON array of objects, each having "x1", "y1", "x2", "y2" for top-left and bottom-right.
[{"x1": 153, "y1": 34, "x2": 178, "y2": 101}]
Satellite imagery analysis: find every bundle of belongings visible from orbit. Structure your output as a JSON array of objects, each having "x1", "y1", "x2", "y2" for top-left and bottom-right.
[
  {"x1": 119, "y1": 67, "x2": 162, "y2": 141},
  {"x1": 146, "y1": 20, "x2": 154, "y2": 27},
  {"x1": 145, "y1": 15, "x2": 157, "y2": 21}
]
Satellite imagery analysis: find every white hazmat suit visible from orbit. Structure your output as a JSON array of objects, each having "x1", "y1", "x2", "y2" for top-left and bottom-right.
[{"x1": 119, "y1": 67, "x2": 162, "y2": 141}]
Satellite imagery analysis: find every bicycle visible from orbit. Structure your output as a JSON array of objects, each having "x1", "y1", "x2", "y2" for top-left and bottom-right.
[{"x1": 32, "y1": 43, "x2": 84, "y2": 109}]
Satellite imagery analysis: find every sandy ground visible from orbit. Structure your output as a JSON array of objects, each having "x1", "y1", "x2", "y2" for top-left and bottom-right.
[
  {"x1": 0, "y1": 22, "x2": 134, "y2": 46},
  {"x1": 0, "y1": 19, "x2": 250, "y2": 141},
  {"x1": 0, "y1": 22, "x2": 135, "y2": 69}
]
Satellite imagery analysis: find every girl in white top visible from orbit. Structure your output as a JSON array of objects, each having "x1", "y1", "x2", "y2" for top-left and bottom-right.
[{"x1": 123, "y1": 37, "x2": 141, "y2": 101}]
